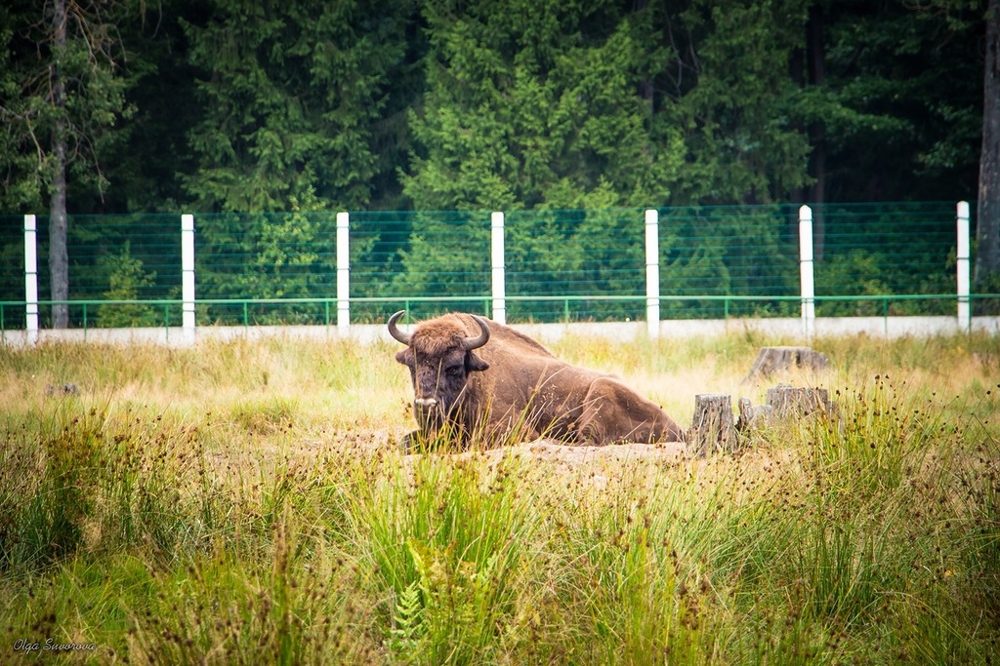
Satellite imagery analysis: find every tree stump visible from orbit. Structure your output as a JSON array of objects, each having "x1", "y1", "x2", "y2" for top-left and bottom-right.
[
  {"x1": 731, "y1": 397, "x2": 771, "y2": 450},
  {"x1": 689, "y1": 394, "x2": 735, "y2": 457},
  {"x1": 45, "y1": 383, "x2": 79, "y2": 397},
  {"x1": 765, "y1": 384, "x2": 832, "y2": 418},
  {"x1": 737, "y1": 396, "x2": 771, "y2": 430},
  {"x1": 742, "y1": 346, "x2": 830, "y2": 385}
]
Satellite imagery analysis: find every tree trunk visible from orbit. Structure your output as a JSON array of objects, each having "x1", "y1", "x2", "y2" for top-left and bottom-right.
[
  {"x1": 766, "y1": 385, "x2": 832, "y2": 419},
  {"x1": 807, "y1": 6, "x2": 826, "y2": 262},
  {"x1": 741, "y1": 346, "x2": 830, "y2": 385},
  {"x1": 689, "y1": 394, "x2": 735, "y2": 457},
  {"x1": 49, "y1": 142, "x2": 69, "y2": 329},
  {"x1": 49, "y1": 0, "x2": 70, "y2": 329},
  {"x1": 976, "y1": 0, "x2": 1000, "y2": 286}
]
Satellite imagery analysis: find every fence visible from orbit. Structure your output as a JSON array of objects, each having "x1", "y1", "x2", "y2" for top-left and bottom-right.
[{"x1": 1, "y1": 202, "x2": 994, "y2": 341}]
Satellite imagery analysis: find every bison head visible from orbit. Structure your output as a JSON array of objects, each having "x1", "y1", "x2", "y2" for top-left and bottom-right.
[{"x1": 388, "y1": 311, "x2": 490, "y2": 433}]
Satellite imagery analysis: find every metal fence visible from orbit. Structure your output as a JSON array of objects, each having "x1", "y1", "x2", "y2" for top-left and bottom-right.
[{"x1": 0, "y1": 202, "x2": 992, "y2": 334}]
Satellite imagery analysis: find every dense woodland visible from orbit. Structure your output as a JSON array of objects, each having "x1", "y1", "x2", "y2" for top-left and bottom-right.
[{"x1": 1, "y1": 0, "x2": 998, "y2": 324}]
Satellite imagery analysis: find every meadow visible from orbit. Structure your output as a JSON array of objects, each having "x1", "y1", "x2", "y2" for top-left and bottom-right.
[{"x1": 1, "y1": 330, "x2": 998, "y2": 664}]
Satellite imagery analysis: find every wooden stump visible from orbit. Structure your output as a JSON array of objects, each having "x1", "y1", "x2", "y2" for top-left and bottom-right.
[
  {"x1": 691, "y1": 386, "x2": 837, "y2": 457},
  {"x1": 731, "y1": 397, "x2": 771, "y2": 450},
  {"x1": 765, "y1": 384, "x2": 832, "y2": 418},
  {"x1": 742, "y1": 346, "x2": 829, "y2": 385},
  {"x1": 737, "y1": 396, "x2": 771, "y2": 430},
  {"x1": 45, "y1": 383, "x2": 79, "y2": 397},
  {"x1": 690, "y1": 394, "x2": 735, "y2": 457}
]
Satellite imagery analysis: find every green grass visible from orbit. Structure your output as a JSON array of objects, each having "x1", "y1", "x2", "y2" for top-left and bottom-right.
[{"x1": 0, "y1": 332, "x2": 998, "y2": 664}]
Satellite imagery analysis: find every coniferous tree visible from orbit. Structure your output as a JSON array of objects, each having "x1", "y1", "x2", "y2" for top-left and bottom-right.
[
  {"x1": 665, "y1": 0, "x2": 814, "y2": 206},
  {"x1": 0, "y1": 0, "x2": 136, "y2": 327},
  {"x1": 180, "y1": 0, "x2": 418, "y2": 319},
  {"x1": 400, "y1": 0, "x2": 686, "y2": 313},
  {"x1": 182, "y1": 0, "x2": 414, "y2": 212},
  {"x1": 405, "y1": 0, "x2": 683, "y2": 211}
]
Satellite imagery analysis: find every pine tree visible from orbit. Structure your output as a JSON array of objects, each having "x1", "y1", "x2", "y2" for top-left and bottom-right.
[
  {"x1": 404, "y1": 0, "x2": 683, "y2": 211},
  {"x1": 0, "y1": 0, "x2": 136, "y2": 327},
  {"x1": 181, "y1": 0, "x2": 413, "y2": 212}
]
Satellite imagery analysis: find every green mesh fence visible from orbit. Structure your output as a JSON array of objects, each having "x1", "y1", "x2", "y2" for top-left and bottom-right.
[
  {"x1": 351, "y1": 210, "x2": 491, "y2": 322},
  {"x1": 657, "y1": 205, "x2": 799, "y2": 319},
  {"x1": 193, "y1": 212, "x2": 337, "y2": 325},
  {"x1": 2, "y1": 214, "x2": 183, "y2": 329},
  {"x1": 0, "y1": 203, "x2": 985, "y2": 329},
  {"x1": 506, "y1": 209, "x2": 644, "y2": 322},
  {"x1": 0, "y1": 216, "x2": 26, "y2": 329},
  {"x1": 816, "y1": 202, "x2": 958, "y2": 316}
]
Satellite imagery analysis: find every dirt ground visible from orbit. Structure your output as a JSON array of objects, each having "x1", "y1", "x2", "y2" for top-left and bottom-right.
[{"x1": 449, "y1": 438, "x2": 689, "y2": 466}]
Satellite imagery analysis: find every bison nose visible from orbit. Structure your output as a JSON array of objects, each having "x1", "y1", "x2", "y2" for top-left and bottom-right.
[{"x1": 415, "y1": 397, "x2": 438, "y2": 408}]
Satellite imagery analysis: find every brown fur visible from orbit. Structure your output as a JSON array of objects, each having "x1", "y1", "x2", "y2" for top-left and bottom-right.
[
  {"x1": 393, "y1": 313, "x2": 685, "y2": 448},
  {"x1": 409, "y1": 318, "x2": 480, "y2": 358}
]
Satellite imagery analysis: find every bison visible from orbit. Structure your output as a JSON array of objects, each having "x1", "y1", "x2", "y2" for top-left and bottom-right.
[{"x1": 388, "y1": 311, "x2": 685, "y2": 449}]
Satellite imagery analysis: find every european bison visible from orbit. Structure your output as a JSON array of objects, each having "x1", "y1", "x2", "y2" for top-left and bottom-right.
[{"x1": 388, "y1": 311, "x2": 685, "y2": 449}]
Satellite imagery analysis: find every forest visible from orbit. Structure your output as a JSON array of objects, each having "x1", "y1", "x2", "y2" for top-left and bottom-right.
[{"x1": 1, "y1": 0, "x2": 998, "y2": 324}]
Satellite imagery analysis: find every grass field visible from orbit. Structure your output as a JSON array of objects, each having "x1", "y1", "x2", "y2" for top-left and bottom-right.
[{"x1": 1, "y1": 331, "x2": 999, "y2": 664}]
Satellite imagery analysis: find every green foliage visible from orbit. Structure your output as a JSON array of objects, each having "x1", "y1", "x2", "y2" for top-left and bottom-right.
[
  {"x1": 816, "y1": 202, "x2": 959, "y2": 316},
  {"x1": 973, "y1": 270, "x2": 1000, "y2": 315},
  {"x1": 671, "y1": 0, "x2": 813, "y2": 204},
  {"x1": 0, "y1": 0, "x2": 992, "y2": 320},
  {"x1": 814, "y1": 0, "x2": 984, "y2": 202},
  {"x1": 404, "y1": 0, "x2": 685, "y2": 211},
  {"x1": 1, "y1": 0, "x2": 985, "y2": 217},
  {"x1": 388, "y1": 579, "x2": 427, "y2": 660},
  {"x1": 505, "y1": 208, "x2": 646, "y2": 321},
  {"x1": 389, "y1": 211, "x2": 491, "y2": 309},
  {"x1": 0, "y1": 0, "x2": 137, "y2": 213},
  {"x1": 659, "y1": 205, "x2": 799, "y2": 318},
  {"x1": 0, "y1": 404, "x2": 195, "y2": 572},
  {"x1": 347, "y1": 453, "x2": 536, "y2": 663},
  {"x1": 195, "y1": 209, "x2": 337, "y2": 323},
  {"x1": 815, "y1": 249, "x2": 893, "y2": 316},
  {"x1": 180, "y1": 0, "x2": 413, "y2": 212},
  {"x1": 96, "y1": 241, "x2": 160, "y2": 327}
]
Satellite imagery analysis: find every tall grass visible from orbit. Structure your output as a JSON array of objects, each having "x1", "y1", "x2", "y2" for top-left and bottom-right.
[{"x1": 0, "y1": 333, "x2": 998, "y2": 664}]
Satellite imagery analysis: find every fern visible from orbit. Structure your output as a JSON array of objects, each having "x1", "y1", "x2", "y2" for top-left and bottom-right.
[{"x1": 388, "y1": 580, "x2": 426, "y2": 663}]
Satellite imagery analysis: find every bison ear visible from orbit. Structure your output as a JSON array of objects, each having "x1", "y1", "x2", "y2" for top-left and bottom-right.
[
  {"x1": 465, "y1": 351, "x2": 489, "y2": 372},
  {"x1": 395, "y1": 348, "x2": 414, "y2": 367}
]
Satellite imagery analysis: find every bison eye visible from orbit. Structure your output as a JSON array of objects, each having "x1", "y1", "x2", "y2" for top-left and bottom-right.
[{"x1": 445, "y1": 366, "x2": 463, "y2": 378}]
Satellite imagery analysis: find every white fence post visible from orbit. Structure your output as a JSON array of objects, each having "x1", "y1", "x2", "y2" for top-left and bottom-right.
[
  {"x1": 491, "y1": 212, "x2": 506, "y2": 324},
  {"x1": 957, "y1": 201, "x2": 971, "y2": 332},
  {"x1": 645, "y1": 209, "x2": 660, "y2": 339},
  {"x1": 799, "y1": 205, "x2": 816, "y2": 339},
  {"x1": 24, "y1": 214, "x2": 39, "y2": 344},
  {"x1": 181, "y1": 214, "x2": 196, "y2": 344},
  {"x1": 337, "y1": 212, "x2": 350, "y2": 336}
]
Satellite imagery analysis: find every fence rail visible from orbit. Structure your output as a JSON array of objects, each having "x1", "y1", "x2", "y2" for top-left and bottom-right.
[
  {"x1": 2, "y1": 202, "x2": 994, "y2": 341},
  {"x1": 3, "y1": 292, "x2": 998, "y2": 333}
]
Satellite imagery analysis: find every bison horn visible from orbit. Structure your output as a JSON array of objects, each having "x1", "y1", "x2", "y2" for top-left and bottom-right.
[
  {"x1": 463, "y1": 315, "x2": 490, "y2": 350},
  {"x1": 387, "y1": 310, "x2": 412, "y2": 345}
]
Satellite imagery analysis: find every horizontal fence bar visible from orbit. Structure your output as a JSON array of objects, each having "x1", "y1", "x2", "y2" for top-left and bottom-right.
[
  {"x1": 3, "y1": 293, "x2": 997, "y2": 332},
  {"x1": 5, "y1": 294, "x2": 996, "y2": 306},
  {"x1": 3, "y1": 294, "x2": 997, "y2": 309}
]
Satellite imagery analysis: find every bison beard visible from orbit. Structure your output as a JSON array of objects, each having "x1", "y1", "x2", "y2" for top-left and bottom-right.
[{"x1": 389, "y1": 311, "x2": 685, "y2": 450}]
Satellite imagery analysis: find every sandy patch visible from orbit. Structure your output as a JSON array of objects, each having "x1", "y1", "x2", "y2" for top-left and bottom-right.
[{"x1": 456, "y1": 438, "x2": 689, "y2": 466}]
